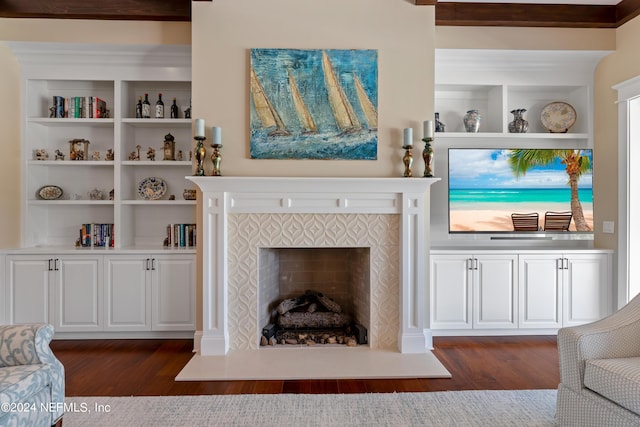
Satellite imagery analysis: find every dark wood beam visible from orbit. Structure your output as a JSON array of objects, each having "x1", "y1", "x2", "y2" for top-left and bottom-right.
[
  {"x1": 431, "y1": 2, "x2": 618, "y2": 28},
  {"x1": 617, "y1": 0, "x2": 640, "y2": 25},
  {"x1": 0, "y1": 0, "x2": 209, "y2": 21},
  {"x1": 416, "y1": 0, "x2": 640, "y2": 28}
]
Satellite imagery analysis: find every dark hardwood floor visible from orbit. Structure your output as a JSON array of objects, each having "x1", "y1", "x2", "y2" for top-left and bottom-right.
[{"x1": 50, "y1": 335, "x2": 559, "y2": 396}]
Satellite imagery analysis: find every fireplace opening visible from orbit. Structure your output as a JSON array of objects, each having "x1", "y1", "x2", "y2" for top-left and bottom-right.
[{"x1": 258, "y1": 247, "x2": 370, "y2": 347}]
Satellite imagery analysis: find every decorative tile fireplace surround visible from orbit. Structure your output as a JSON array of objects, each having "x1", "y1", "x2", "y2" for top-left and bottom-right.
[{"x1": 188, "y1": 177, "x2": 439, "y2": 356}]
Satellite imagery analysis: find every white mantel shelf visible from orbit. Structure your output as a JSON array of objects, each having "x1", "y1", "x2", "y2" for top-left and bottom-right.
[{"x1": 188, "y1": 176, "x2": 440, "y2": 356}]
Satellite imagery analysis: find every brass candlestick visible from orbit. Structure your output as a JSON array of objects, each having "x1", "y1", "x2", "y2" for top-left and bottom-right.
[
  {"x1": 421, "y1": 137, "x2": 434, "y2": 178},
  {"x1": 211, "y1": 143, "x2": 223, "y2": 176},
  {"x1": 402, "y1": 144, "x2": 413, "y2": 177},
  {"x1": 194, "y1": 136, "x2": 206, "y2": 176}
]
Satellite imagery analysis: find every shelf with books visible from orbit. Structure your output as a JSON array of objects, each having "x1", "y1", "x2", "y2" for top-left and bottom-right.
[{"x1": 12, "y1": 42, "x2": 193, "y2": 251}]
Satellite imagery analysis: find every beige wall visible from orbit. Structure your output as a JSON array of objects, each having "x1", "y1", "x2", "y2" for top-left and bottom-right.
[
  {"x1": 191, "y1": 0, "x2": 435, "y2": 178},
  {"x1": 592, "y1": 16, "x2": 640, "y2": 252},
  {"x1": 0, "y1": 19, "x2": 191, "y2": 249}
]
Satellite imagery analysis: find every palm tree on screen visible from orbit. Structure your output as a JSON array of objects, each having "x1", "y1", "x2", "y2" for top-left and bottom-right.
[{"x1": 507, "y1": 149, "x2": 592, "y2": 231}]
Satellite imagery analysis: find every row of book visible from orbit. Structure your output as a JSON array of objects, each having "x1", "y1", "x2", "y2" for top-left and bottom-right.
[
  {"x1": 79, "y1": 223, "x2": 115, "y2": 248},
  {"x1": 53, "y1": 96, "x2": 108, "y2": 119},
  {"x1": 166, "y1": 224, "x2": 196, "y2": 248}
]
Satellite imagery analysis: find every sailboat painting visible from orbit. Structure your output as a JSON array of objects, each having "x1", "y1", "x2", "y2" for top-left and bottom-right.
[{"x1": 250, "y1": 48, "x2": 378, "y2": 160}]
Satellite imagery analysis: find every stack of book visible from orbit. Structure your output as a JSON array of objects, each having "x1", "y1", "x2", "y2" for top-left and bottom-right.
[
  {"x1": 53, "y1": 96, "x2": 107, "y2": 119},
  {"x1": 166, "y1": 224, "x2": 196, "y2": 248},
  {"x1": 79, "y1": 223, "x2": 114, "y2": 248}
]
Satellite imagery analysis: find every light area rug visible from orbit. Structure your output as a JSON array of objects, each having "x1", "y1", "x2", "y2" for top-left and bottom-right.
[
  {"x1": 62, "y1": 390, "x2": 557, "y2": 426},
  {"x1": 176, "y1": 347, "x2": 451, "y2": 381}
]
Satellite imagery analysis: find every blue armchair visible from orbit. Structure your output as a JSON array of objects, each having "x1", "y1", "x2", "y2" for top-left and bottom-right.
[{"x1": 0, "y1": 324, "x2": 65, "y2": 427}]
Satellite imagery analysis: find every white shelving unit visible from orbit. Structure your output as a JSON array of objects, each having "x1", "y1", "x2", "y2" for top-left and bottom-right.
[
  {"x1": 12, "y1": 43, "x2": 195, "y2": 250},
  {"x1": 430, "y1": 49, "x2": 611, "y2": 246},
  {"x1": 2, "y1": 43, "x2": 196, "y2": 338},
  {"x1": 428, "y1": 49, "x2": 614, "y2": 336}
]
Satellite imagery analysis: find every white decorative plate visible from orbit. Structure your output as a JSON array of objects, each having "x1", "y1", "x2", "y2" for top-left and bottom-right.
[
  {"x1": 137, "y1": 177, "x2": 167, "y2": 200},
  {"x1": 37, "y1": 185, "x2": 63, "y2": 200},
  {"x1": 540, "y1": 101, "x2": 577, "y2": 133}
]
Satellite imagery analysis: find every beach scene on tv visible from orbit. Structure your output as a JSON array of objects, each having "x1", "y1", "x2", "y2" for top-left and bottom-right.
[{"x1": 448, "y1": 149, "x2": 593, "y2": 233}]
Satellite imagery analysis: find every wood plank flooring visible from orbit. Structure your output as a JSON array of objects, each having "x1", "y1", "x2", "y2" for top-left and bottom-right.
[{"x1": 49, "y1": 336, "x2": 559, "y2": 396}]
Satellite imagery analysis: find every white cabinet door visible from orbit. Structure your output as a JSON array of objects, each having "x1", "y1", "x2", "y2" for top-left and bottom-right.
[
  {"x1": 563, "y1": 254, "x2": 609, "y2": 327},
  {"x1": 50, "y1": 256, "x2": 103, "y2": 332},
  {"x1": 6, "y1": 256, "x2": 51, "y2": 324},
  {"x1": 151, "y1": 255, "x2": 195, "y2": 331},
  {"x1": 519, "y1": 255, "x2": 562, "y2": 328},
  {"x1": 474, "y1": 255, "x2": 518, "y2": 329},
  {"x1": 430, "y1": 255, "x2": 472, "y2": 330},
  {"x1": 104, "y1": 256, "x2": 150, "y2": 331}
]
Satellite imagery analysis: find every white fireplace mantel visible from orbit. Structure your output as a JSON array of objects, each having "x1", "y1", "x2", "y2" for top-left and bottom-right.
[{"x1": 188, "y1": 176, "x2": 440, "y2": 355}]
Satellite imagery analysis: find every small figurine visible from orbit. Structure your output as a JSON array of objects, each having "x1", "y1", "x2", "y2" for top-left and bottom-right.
[
  {"x1": 177, "y1": 150, "x2": 183, "y2": 161},
  {"x1": 34, "y1": 149, "x2": 49, "y2": 160},
  {"x1": 184, "y1": 107, "x2": 191, "y2": 119},
  {"x1": 92, "y1": 151, "x2": 101, "y2": 161},
  {"x1": 54, "y1": 149, "x2": 65, "y2": 160},
  {"x1": 109, "y1": 189, "x2": 114, "y2": 200},
  {"x1": 189, "y1": 150, "x2": 193, "y2": 161},
  {"x1": 69, "y1": 138, "x2": 90, "y2": 161},
  {"x1": 168, "y1": 194, "x2": 175, "y2": 200},
  {"x1": 128, "y1": 151, "x2": 138, "y2": 161},
  {"x1": 49, "y1": 107, "x2": 56, "y2": 118},
  {"x1": 105, "y1": 149, "x2": 114, "y2": 161},
  {"x1": 146, "y1": 147, "x2": 156, "y2": 161},
  {"x1": 163, "y1": 133, "x2": 176, "y2": 161},
  {"x1": 88, "y1": 188, "x2": 104, "y2": 200}
]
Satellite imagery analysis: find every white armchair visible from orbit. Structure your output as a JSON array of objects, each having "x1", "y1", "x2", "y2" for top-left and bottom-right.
[
  {"x1": 557, "y1": 293, "x2": 640, "y2": 426},
  {"x1": 0, "y1": 324, "x2": 65, "y2": 427}
]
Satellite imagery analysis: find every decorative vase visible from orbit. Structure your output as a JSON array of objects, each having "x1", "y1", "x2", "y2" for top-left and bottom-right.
[
  {"x1": 435, "y1": 112, "x2": 446, "y2": 133},
  {"x1": 463, "y1": 110, "x2": 481, "y2": 132},
  {"x1": 508, "y1": 109, "x2": 529, "y2": 133}
]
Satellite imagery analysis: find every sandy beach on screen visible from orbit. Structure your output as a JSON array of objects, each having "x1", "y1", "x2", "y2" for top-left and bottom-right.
[{"x1": 450, "y1": 209, "x2": 594, "y2": 232}]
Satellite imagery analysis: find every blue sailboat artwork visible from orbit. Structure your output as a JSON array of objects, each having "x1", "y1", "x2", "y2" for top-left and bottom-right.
[{"x1": 249, "y1": 48, "x2": 378, "y2": 160}]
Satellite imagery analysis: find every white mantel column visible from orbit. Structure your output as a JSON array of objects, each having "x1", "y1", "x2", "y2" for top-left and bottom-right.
[
  {"x1": 198, "y1": 190, "x2": 230, "y2": 355},
  {"x1": 399, "y1": 191, "x2": 430, "y2": 353}
]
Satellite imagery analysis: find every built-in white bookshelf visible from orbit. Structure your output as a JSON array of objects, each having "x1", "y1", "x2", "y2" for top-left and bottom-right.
[{"x1": 11, "y1": 42, "x2": 195, "y2": 251}]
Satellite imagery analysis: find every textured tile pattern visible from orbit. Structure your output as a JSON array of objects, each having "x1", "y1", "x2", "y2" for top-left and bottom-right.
[{"x1": 228, "y1": 214, "x2": 399, "y2": 350}]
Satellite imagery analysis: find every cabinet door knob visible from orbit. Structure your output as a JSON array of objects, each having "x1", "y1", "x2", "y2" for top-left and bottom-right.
[
  {"x1": 54, "y1": 258, "x2": 59, "y2": 271},
  {"x1": 151, "y1": 258, "x2": 156, "y2": 271},
  {"x1": 145, "y1": 258, "x2": 150, "y2": 271}
]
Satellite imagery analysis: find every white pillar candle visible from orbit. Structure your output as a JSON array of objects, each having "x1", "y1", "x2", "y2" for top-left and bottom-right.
[
  {"x1": 212, "y1": 126, "x2": 222, "y2": 145},
  {"x1": 423, "y1": 120, "x2": 434, "y2": 139},
  {"x1": 195, "y1": 118, "x2": 205, "y2": 138},
  {"x1": 403, "y1": 127, "x2": 413, "y2": 147}
]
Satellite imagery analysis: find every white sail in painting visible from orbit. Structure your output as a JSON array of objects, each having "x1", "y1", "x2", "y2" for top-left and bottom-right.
[
  {"x1": 321, "y1": 51, "x2": 361, "y2": 133},
  {"x1": 250, "y1": 67, "x2": 290, "y2": 136},
  {"x1": 354, "y1": 74, "x2": 377, "y2": 130},
  {"x1": 287, "y1": 68, "x2": 317, "y2": 134}
]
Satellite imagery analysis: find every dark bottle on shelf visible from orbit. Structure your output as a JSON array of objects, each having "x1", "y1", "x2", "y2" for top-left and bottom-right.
[
  {"x1": 135, "y1": 96, "x2": 143, "y2": 118},
  {"x1": 142, "y1": 93, "x2": 151, "y2": 118},
  {"x1": 155, "y1": 93, "x2": 164, "y2": 119},
  {"x1": 170, "y1": 97, "x2": 179, "y2": 119}
]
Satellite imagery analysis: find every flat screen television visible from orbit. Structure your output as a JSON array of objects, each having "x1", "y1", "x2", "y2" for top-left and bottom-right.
[{"x1": 448, "y1": 148, "x2": 593, "y2": 238}]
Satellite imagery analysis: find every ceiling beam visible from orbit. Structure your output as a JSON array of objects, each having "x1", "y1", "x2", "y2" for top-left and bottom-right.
[
  {"x1": 0, "y1": 0, "x2": 637, "y2": 28},
  {"x1": 433, "y1": 3, "x2": 617, "y2": 28},
  {"x1": 0, "y1": 0, "x2": 210, "y2": 21},
  {"x1": 415, "y1": 0, "x2": 640, "y2": 28}
]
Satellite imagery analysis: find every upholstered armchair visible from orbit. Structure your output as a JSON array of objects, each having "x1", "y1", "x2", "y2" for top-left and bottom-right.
[
  {"x1": 557, "y1": 293, "x2": 640, "y2": 426},
  {"x1": 0, "y1": 324, "x2": 65, "y2": 427}
]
